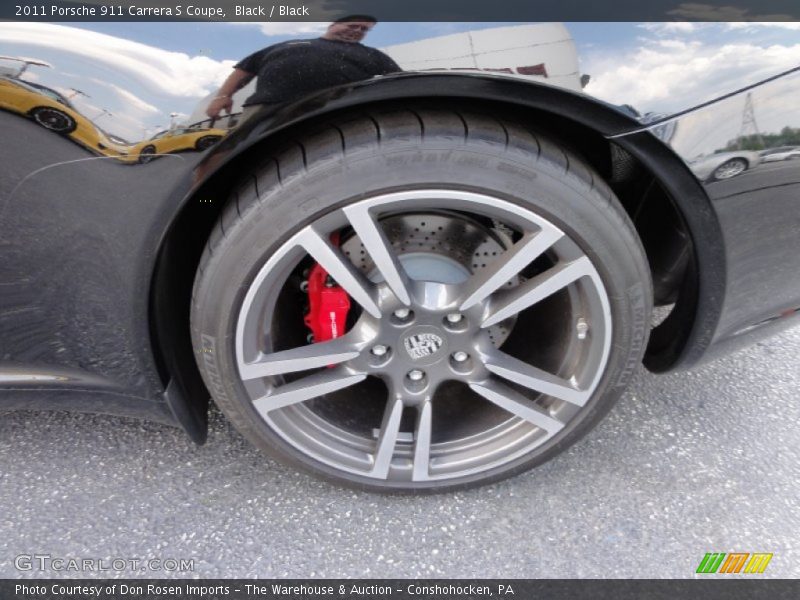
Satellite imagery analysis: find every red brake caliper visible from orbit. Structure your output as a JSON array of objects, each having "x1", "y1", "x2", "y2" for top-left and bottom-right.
[{"x1": 303, "y1": 232, "x2": 351, "y2": 345}]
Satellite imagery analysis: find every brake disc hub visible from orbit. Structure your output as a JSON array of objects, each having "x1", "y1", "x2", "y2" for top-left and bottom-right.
[
  {"x1": 341, "y1": 212, "x2": 518, "y2": 348},
  {"x1": 344, "y1": 279, "x2": 495, "y2": 406}
]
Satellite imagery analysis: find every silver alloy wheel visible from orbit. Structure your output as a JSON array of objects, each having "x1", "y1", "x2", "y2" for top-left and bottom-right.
[
  {"x1": 713, "y1": 158, "x2": 747, "y2": 180},
  {"x1": 235, "y1": 189, "x2": 611, "y2": 483}
]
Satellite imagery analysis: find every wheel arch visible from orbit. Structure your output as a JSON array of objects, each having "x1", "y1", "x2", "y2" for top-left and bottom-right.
[
  {"x1": 149, "y1": 74, "x2": 725, "y2": 438},
  {"x1": 724, "y1": 155, "x2": 752, "y2": 168},
  {"x1": 26, "y1": 104, "x2": 65, "y2": 116}
]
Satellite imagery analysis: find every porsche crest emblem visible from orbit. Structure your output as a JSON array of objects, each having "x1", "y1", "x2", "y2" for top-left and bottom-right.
[{"x1": 404, "y1": 333, "x2": 444, "y2": 360}]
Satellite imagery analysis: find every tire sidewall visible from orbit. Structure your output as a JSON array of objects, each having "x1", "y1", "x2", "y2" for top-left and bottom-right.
[
  {"x1": 712, "y1": 158, "x2": 747, "y2": 181},
  {"x1": 32, "y1": 107, "x2": 76, "y2": 133},
  {"x1": 192, "y1": 138, "x2": 652, "y2": 492},
  {"x1": 195, "y1": 136, "x2": 220, "y2": 151},
  {"x1": 138, "y1": 145, "x2": 157, "y2": 163}
]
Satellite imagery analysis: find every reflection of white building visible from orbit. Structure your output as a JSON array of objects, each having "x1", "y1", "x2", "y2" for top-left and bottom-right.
[
  {"x1": 383, "y1": 23, "x2": 581, "y2": 91},
  {"x1": 188, "y1": 23, "x2": 581, "y2": 126}
]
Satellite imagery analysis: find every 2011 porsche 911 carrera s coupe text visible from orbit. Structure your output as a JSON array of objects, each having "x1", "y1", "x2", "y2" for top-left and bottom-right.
[{"x1": 1, "y1": 19, "x2": 799, "y2": 491}]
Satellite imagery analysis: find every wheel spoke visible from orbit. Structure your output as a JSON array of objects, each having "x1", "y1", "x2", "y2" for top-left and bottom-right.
[
  {"x1": 343, "y1": 204, "x2": 412, "y2": 305},
  {"x1": 459, "y1": 227, "x2": 563, "y2": 310},
  {"x1": 370, "y1": 397, "x2": 405, "y2": 479},
  {"x1": 470, "y1": 379, "x2": 564, "y2": 433},
  {"x1": 482, "y1": 256, "x2": 594, "y2": 328},
  {"x1": 239, "y1": 335, "x2": 360, "y2": 380},
  {"x1": 252, "y1": 368, "x2": 365, "y2": 415},
  {"x1": 412, "y1": 401, "x2": 433, "y2": 482},
  {"x1": 484, "y1": 351, "x2": 590, "y2": 406},
  {"x1": 297, "y1": 226, "x2": 381, "y2": 318}
]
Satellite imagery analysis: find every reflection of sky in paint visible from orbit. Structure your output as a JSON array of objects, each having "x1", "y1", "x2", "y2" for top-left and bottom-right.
[
  {"x1": 0, "y1": 21, "x2": 798, "y2": 147},
  {"x1": 577, "y1": 23, "x2": 800, "y2": 155},
  {"x1": 581, "y1": 23, "x2": 799, "y2": 109},
  {"x1": 663, "y1": 72, "x2": 800, "y2": 159}
]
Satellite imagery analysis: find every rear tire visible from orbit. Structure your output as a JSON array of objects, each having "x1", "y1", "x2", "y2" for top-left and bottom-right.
[
  {"x1": 195, "y1": 135, "x2": 221, "y2": 151},
  {"x1": 711, "y1": 158, "x2": 747, "y2": 180},
  {"x1": 138, "y1": 145, "x2": 157, "y2": 163},
  {"x1": 191, "y1": 107, "x2": 652, "y2": 492},
  {"x1": 30, "y1": 107, "x2": 76, "y2": 133}
]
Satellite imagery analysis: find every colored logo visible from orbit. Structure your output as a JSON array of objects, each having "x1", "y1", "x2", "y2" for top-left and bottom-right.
[
  {"x1": 404, "y1": 333, "x2": 444, "y2": 360},
  {"x1": 696, "y1": 552, "x2": 773, "y2": 574}
]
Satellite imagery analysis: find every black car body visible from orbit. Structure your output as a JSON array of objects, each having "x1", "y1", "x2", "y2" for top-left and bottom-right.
[{"x1": 1, "y1": 21, "x2": 799, "y2": 490}]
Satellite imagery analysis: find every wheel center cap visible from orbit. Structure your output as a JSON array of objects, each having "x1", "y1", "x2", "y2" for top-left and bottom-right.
[{"x1": 401, "y1": 326, "x2": 448, "y2": 365}]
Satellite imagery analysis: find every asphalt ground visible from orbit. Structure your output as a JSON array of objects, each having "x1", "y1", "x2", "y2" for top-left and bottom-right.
[{"x1": 1, "y1": 326, "x2": 798, "y2": 579}]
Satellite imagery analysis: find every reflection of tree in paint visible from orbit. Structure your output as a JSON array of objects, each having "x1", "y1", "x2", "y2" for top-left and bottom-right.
[{"x1": 723, "y1": 126, "x2": 800, "y2": 152}]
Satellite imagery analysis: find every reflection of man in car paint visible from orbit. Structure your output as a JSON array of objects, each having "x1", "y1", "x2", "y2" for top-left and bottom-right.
[{"x1": 206, "y1": 15, "x2": 400, "y2": 122}]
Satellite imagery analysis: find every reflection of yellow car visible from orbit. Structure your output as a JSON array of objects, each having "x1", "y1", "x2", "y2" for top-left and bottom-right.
[
  {"x1": 0, "y1": 76, "x2": 129, "y2": 159},
  {"x1": 130, "y1": 127, "x2": 228, "y2": 163}
]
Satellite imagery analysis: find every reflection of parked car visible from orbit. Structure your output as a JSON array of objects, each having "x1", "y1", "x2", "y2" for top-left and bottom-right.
[
  {"x1": 688, "y1": 150, "x2": 762, "y2": 181},
  {"x1": 0, "y1": 76, "x2": 129, "y2": 159},
  {"x1": 129, "y1": 127, "x2": 228, "y2": 163},
  {"x1": 760, "y1": 146, "x2": 800, "y2": 162}
]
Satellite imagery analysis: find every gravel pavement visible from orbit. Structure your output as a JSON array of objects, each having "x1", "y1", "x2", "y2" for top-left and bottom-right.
[{"x1": 2, "y1": 327, "x2": 799, "y2": 579}]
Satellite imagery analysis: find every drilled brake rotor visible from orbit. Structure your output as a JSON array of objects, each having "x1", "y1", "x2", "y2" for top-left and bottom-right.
[{"x1": 341, "y1": 211, "x2": 518, "y2": 347}]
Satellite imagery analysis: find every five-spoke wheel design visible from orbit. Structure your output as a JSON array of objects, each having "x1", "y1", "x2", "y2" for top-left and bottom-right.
[
  {"x1": 191, "y1": 108, "x2": 651, "y2": 491},
  {"x1": 235, "y1": 190, "x2": 611, "y2": 484}
]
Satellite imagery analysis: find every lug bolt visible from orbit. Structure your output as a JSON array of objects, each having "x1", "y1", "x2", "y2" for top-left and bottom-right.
[
  {"x1": 371, "y1": 344, "x2": 388, "y2": 357},
  {"x1": 576, "y1": 318, "x2": 589, "y2": 340},
  {"x1": 452, "y1": 351, "x2": 469, "y2": 363},
  {"x1": 407, "y1": 369, "x2": 425, "y2": 382},
  {"x1": 299, "y1": 280, "x2": 309, "y2": 292},
  {"x1": 394, "y1": 307, "x2": 411, "y2": 319},
  {"x1": 446, "y1": 313, "x2": 463, "y2": 324}
]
